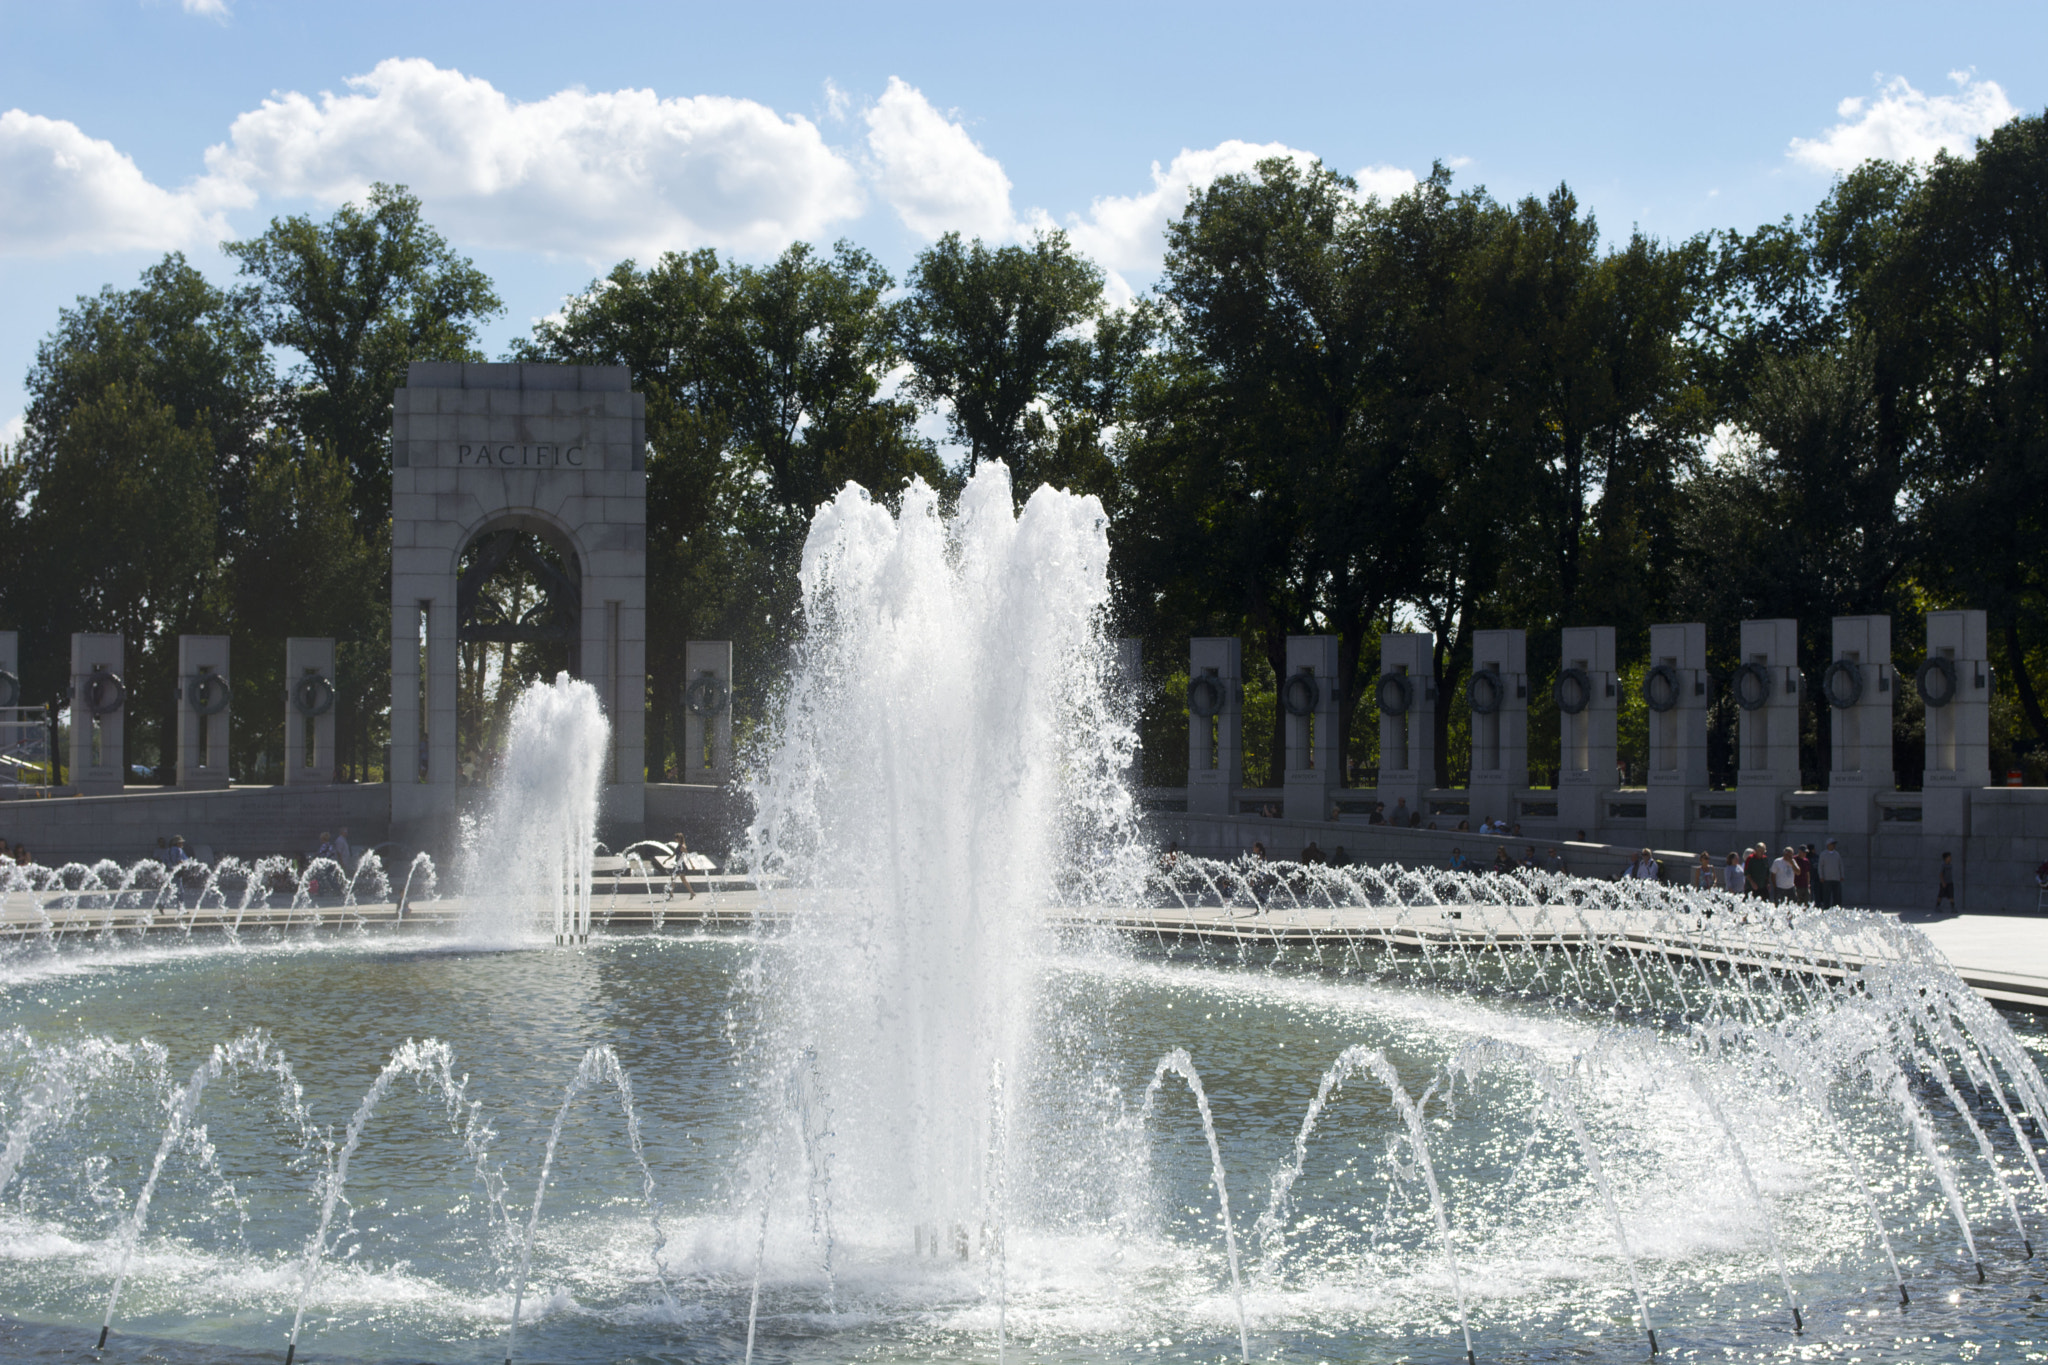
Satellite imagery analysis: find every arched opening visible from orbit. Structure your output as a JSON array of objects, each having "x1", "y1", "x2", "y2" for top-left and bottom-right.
[{"x1": 454, "y1": 520, "x2": 582, "y2": 785}]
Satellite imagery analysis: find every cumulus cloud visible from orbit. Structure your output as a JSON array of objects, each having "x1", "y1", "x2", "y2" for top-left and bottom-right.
[
  {"x1": 1354, "y1": 163, "x2": 1419, "y2": 202},
  {"x1": 1790, "y1": 71, "x2": 2017, "y2": 173},
  {"x1": 0, "y1": 109, "x2": 227, "y2": 254},
  {"x1": 863, "y1": 76, "x2": 1015, "y2": 241},
  {"x1": 198, "y1": 58, "x2": 865, "y2": 258},
  {"x1": 1062, "y1": 143, "x2": 1415, "y2": 274}
]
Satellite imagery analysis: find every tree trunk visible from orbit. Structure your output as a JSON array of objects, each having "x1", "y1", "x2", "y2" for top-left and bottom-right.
[{"x1": 2005, "y1": 615, "x2": 2048, "y2": 747}]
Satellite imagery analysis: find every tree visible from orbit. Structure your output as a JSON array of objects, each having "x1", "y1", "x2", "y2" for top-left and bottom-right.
[
  {"x1": 4, "y1": 257, "x2": 275, "y2": 775},
  {"x1": 11, "y1": 383, "x2": 217, "y2": 775},
  {"x1": 1125, "y1": 159, "x2": 1488, "y2": 782},
  {"x1": 218, "y1": 437, "x2": 382, "y2": 778},
  {"x1": 520, "y1": 241, "x2": 941, "y2": 778},
  {"x1": 895, "y1": 230, "x2": 1114, "y2": 499},
  {"x1": 1887, "y1": 113, "x2": 2048, "y2": 747},
  {"x1": 226, "y1": 183, "x2": 501, "y2": 536}
]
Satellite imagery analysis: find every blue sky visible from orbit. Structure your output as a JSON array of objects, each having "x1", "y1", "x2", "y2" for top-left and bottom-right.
[{"x1": 2, "y1": 0, "x2": 2042, "y2": 444}]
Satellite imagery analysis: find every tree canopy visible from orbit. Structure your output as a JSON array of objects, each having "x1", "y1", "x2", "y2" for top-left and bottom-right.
[{"x1": 6, "y1": 108, "x2": 2048, "y2": 791}]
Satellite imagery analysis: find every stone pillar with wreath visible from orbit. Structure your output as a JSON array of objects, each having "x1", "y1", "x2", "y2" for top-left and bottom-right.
[
  {"x1": 682, "y1": 639, "x2": 733, "y2": 785},
  {"x1": 1734, "y1": 618, "x2": 1801, "y2": 838},
  {"x1": 1555, "y1": 625, "x2": 1616, "y2": 835},
  {"x1": 1375, "y1": 632, "x2": 1435, "y2": 821},
  {"x1": 1824, "y1": 615, "x2": 1895, "y2": 836},
  {"x1": 174, "y1": 634, "x2": 232, "y2": 790},
  {"x1": 1921, "y1": 609, "x2": 1990, "y2": 838},
  {"x1": 68, "y1": 632, "x2": 125, "y2": 795},
  {"x1": 1281, "y1": 635, "x2": 1341, "y2": 821},
  {"x1": 1186, "y1": 637, "x2": 1243, "y2": 816},
  {"x1": 1465, "y1": 628, "x2": 1527, "y2": 827},
  {"x1": 284, "y1": 637, "x2": 338, "y2": 785},
  {"x1": 1644, "y1": 622, "x2": 1710, "y2": 836}
]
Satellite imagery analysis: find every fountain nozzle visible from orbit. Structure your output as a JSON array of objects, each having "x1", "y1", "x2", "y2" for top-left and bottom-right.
[
  {"x1": 97, "y1": 1327, "x2": 108, "y2": 1349},
  {"x1": 1978, "y1": 1261, "x2": 1987, "y2": 1284},
  {"x1": 1792, "y1": 1307, "x2": 1803, "y2": 1334},
  {"x1": 1647, "y1": 1327, "x2": 1658, "y2": 1355}
]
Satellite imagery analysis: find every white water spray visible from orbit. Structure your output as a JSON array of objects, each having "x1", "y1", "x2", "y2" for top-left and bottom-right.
[
  {"x1": 745, "y1": 465, "x2": 1137, "y2": 1234},
  {"x1": 463, "y1": 674, "x2": 609, "y2": 944}
]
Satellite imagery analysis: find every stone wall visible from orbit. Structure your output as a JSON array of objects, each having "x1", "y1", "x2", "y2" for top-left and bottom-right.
[{"x1": 0, "y1": 784, "x2": 389, "y2": 867}]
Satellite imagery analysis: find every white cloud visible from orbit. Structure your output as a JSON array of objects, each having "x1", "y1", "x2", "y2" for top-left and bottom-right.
[
  {"x1": 1789, "y1": 71, "x2": 2017, "y2": 173},
  {"x1": 1062, "y1": 143, "x2": 1415, "y2": 275},
  {"x1": 1, "y1": 412, "x2": 23, "y2": 451},
  {"x1": 199, "y1": 58, "x2": 865, "y2": 259},
  {"x1": 1063, "y1": 141, "x2": 1308, "y2": 272},
  {"x1": 179, "y1": 0, "x2": 231, "y2": 18},
  {"x1": 0, "y1": 109, "x2": 226, "y2": 254},
  {"x1": 863, "y1": 76, "x2": 1015, "y2": 241},
  {"x1": 822, "y1": 79, "x2": 851, "y2": 124},
  {"x1": 1353, "y1": 163, "x2": 1419, "y2": 202}
]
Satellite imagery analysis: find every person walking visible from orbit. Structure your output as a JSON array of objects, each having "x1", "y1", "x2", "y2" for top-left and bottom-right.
[
  {"x1": 1818, "y1": 840, "x2": 1845, "y2": 908},
  {"x1": 666, "y1": 833, "x2": 698, "y2": 900},
  {"x1": 1937, "y1": 851, "x2": 1957, "y2": 912}
]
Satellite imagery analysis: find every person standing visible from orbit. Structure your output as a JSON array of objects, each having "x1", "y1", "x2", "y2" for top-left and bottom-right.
[
  {"x1": 1692, "y1": 852, "x2": 1713, "y2": 889},
  {"x1": 1818, "y1": 840, "x2": 1845, "y2": 908},
  {"x1": 1937, "y1": 851, "x2": 1957, "y2": 912},
  {"x1": 1743, "y1": 844, "x2": 1769, "y2": 899},
  {"x1": 1793, "y1": 845, "x2": 1813, "y2": 904},
  {"x1": 1724, "y1": 852, "x2": 1745, "y2": 895},
  {"x1": 1769, "y1": 847, "x2": 1797, "y2": 903},
  {"x1": 332, "y1": 826, "x2": 353, "y2": 873}
]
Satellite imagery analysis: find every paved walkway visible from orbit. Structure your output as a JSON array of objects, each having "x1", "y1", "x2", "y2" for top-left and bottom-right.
[{"x1": 1886, "y1": 909, "x2": 2048, "y2": 1010}]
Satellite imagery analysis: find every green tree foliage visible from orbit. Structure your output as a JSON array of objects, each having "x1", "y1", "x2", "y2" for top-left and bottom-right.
[
  {"x1": 225, "y1": 183, "x2": 501, "y2": 536},
  {"x1": 894, "y1": 230, "x2": 1127, "y2": 501},
  {"x1": 518, "y1": 240, "x2": 943, "y2": 777}
]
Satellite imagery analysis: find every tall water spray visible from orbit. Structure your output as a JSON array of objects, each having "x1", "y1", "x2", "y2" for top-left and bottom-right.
[
  {"x1": 746, "y1": 464, "x2": 1138, "y2": 1234},
  {"x1": 462, "y1": 673, "x2": 610, "y2": 944}
]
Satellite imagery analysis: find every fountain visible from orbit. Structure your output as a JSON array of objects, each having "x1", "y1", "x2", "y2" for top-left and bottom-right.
[{"x1": 0, "y1": 464, "x2": 2044, "y2": 1362}]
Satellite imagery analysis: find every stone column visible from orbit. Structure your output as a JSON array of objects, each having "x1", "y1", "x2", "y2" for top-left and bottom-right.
[
  {"x1": 1921, "y1": 609, "x2": 1989, "y2": 838},
  {"x1": 69, "y1": 632, "x2": 125, "y2": 795},
  {"x1": 1645, "y1": 623, "x2": 1709, "y2": 837},
  {"x1": 1825, "y1": 615, "x2": 1895, "y2": 836},
  {"x1": 0, "y1": 631, "x2": 20, "y2": 783},
  {"x1": 1734, "y1": 618, "x2": 1801, "y2": 839},
  {"x1": 1187, "y1": 637, "x2": 1243, "y2": 816},
  {"x1": 1467, "y1": 628, "x2": 1527, "y2": 827},
  {"x1": 174, "y1": 634, "x2": 231, "y2": 790},
  {"x1": 284, "y1": 637, "x2": 338, "y2": 785},
  {"x1": 1376, "y1": 632, "x2": 1435, "y2": 823},
  {"x1": 682, "y1": 639, "x2": 733, "y2": 784},
  {"x1": 1281, "y1": 635, "x2": 1342, "y2": 821},
  {"x1": 1556, "y1": 626, "x2": 1616, "y2": 836}
]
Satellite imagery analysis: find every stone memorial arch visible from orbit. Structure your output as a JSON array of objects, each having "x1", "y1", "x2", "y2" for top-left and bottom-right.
[{"x1": 389, "y1": 362, "x2": 646, "y2": 839}]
